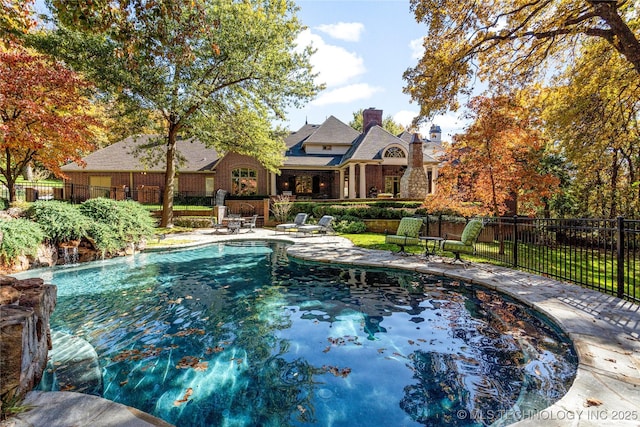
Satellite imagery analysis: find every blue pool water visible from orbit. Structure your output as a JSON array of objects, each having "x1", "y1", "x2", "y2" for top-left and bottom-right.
[{"x1": 17, "y1": 241, "x2": 577, "y2": 426}]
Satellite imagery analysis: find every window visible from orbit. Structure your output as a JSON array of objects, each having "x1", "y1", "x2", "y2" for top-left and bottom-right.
[
  {"x1": 232, "y1": 168, "x2": 257, "y2": 196},
  {"x1": 322, "y1": 145, "x2": 332, "y2": 151},
  {"x1": 295, "y1": 175, "x2": 313, "y2": 194},
  {"x1": 205, "y1": 177, "x2": 215, "y2": 196},
  {"x1": 384, "y1": 147, "x2": 406, "y2": 158}
]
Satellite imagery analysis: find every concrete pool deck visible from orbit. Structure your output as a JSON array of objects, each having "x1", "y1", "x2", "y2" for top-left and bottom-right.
[{"x1": 3, "y1": 228, "x2": 639, "y2": 427}]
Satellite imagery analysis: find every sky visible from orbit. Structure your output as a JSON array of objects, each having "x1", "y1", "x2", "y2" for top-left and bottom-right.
[{"x1": 283, "y1": 0, "x2": 467, "y2": 139}]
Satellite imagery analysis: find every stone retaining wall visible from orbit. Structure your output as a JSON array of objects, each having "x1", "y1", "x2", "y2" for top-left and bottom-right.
[{"x1": 0, "y1": 276, "x2": 56, "y2": 403}]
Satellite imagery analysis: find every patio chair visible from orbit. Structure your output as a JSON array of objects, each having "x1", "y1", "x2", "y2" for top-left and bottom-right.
[
  {"x1": 275, "y1": 213, "x2": 308, "y2": 234},
  {"x1": 441, "y1": 219, "x2": 484, "y2": 262},
  {"x1": 242, "y1": 214, "x2": 259, "y2": 233},
  {"x1": 385, "y1": 217, "x2": 424, "y2": 254},
  {"x1": 297, "y1": 215, "x2": 334, "y2": 236}
]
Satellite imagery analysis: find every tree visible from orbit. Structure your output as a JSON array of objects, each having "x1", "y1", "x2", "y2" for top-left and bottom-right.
[
  {"x1": 349, "y1": 109, "x2": 407, "y2": 135},
  {"x1": 403, "y1": 0, "x2": 640, "y2": 121},
  {"x1": 0, "y1": 48, "x2": 99, "y2": 202},
  {"x1": 541, "y1": 39, "x2": 640, "y2": 218},
  {"x1": 36, "y1": 0, "x2": 320, "y2": 227},
  {"x1": 424, "y1": 95, "x2": 559, "y2": 218},
  {"x1": 1, "y1": 0, "x2": 35, "y2": 45}
]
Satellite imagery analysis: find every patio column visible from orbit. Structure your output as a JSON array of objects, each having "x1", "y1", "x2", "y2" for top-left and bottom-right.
[
  {"x1": 348, "y1": 163, "x2": 356, "y2": 199},
  {"x1": 359, "y1": 163, "x2": 367, "y2": 199},
  {"x1": 269, "y1": 172, "x2": 277, "y2": 195},
  {"x1": 339, "y1": 168, "x2": 345, "y2": 199}
]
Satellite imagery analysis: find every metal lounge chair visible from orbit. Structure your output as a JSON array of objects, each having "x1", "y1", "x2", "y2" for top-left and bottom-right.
[
  {"x1": 297, "y1": 215, "x2": 334, "y2": 236},
  {"x1": 241, "y1": 214, "x2": 259, "y2": 233},
  {"x1": 275, "y1": 213, "x2": 308, "y2": 234},
  {"x1": 385, "y1": 217, "x2": 424, "y2": 254},
  {"x1": 440, "y1": 219, "x2": 484, "y2": 262}
]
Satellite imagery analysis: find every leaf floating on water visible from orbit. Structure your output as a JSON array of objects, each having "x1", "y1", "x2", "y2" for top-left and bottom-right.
[
  {"x1": 206, "y1": 346, "x2": 224, "y2": 354},
  {"x1": 120, "y1": 380, "x2": 128, "y2": 386},
  {"x1": 176, "y1": 356, "x2": 203, "y2": 370},
  {"x1": 322, "y1": 346, "x2": 331, "y2": 353},
  {"x1": 584, "y1": 398, "x2": 603, "y2": 407},
  {"x1": 322, "y1": 365, "x2": 351, "y2": 378},
  {"x1": 377, "y1": 348, "x2": 386, "y2": 354},
  {"x1": 174, "y1": 388, "x2": 193, "y2": 406},
  {"x1": 408, "y1": 340, "x2": 415, "y2": 345},
  {"x1": 194, "y1": 361, "x2": 209, "y2": 371}
]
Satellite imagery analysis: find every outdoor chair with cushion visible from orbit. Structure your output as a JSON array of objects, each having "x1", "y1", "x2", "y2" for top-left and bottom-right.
[
  {"x1": 385, "y1": 217, "x2": 424, "y2": 254},
  {"x1": 297, "y1": 215, "x2": 334, "y2": 236},
  {"x1": 441, "y1": 219, "x2": 484, "y2": 262},
  {"x1": 275, "y1": 213, "x2": 308, "y2": 234}
]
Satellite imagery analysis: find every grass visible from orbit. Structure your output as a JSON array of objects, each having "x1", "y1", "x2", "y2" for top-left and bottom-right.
[{"x1": 343, "y1": 232, "x2": 638, "y2": 299}]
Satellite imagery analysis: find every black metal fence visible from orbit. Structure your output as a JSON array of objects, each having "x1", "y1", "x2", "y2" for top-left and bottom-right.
[{"x1": 473, "y1": 217, "x2": 639, "y2": 303}]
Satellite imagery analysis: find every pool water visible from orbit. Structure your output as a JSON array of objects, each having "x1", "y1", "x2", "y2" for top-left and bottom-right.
[{"x1": 18, "y1": 241, "x2": 577, "y2": 426}]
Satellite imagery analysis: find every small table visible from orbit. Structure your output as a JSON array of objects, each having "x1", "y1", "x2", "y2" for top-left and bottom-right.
[
  {"x1": 419, "y1": 236, "x2": 444, "y2": 258},
  {"x1": 221, "y1": 217, "x2": 245, "y2": 234}
]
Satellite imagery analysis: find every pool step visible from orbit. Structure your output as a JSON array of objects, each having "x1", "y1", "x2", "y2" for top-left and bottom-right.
[{"x1": 38, "y1": 330, "x2": 103, "y2": 396}]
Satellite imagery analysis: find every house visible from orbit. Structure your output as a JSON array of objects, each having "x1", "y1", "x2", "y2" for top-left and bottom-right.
[{"x1": 60, "y1": 108, "x2": 442, "y2": 202}]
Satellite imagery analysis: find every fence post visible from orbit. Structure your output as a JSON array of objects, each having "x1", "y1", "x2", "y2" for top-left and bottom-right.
[
  {"x1": 616, "y1": 216, "x2": 625, "y2": 299},
  {"x1": 513, "y1": 216, "x2": 518, "y2": 267}
]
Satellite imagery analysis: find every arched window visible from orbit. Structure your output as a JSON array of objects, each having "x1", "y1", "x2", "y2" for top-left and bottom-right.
[
  {"x1": 384, "y1": 147, "x2": 406, "y2": 158},
  {"x1": 232, "y1": 168, "x2": 258, "y2": 196}
]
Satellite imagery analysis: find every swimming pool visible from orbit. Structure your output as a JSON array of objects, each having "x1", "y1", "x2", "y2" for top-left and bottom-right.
[{"x1": 18, "y1": 241, "x2": 577, "y2": 426}]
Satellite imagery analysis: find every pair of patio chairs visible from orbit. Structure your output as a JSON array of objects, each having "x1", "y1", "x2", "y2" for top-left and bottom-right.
[{"x1": 386, "y1": 217, "x2": 484, "y2": 262}]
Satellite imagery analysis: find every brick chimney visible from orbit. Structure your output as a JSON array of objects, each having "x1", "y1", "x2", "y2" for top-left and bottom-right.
[
  {"x1": 400, "y1": 133, "x2": 428, "y2": 199},
  {"x1": 362, "y1": 108, "x2": 382, "y2": 133}
]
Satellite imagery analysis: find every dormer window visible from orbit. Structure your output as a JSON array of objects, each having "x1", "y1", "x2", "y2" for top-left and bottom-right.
[
  {"x1": 322, "y1": 145, "x2": 332, "y2": 151},
  {"x1": 384, "y1": 147, "x2": 406, "y2": 158}
]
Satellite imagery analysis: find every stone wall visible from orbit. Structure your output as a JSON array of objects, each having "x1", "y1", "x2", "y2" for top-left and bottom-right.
[{"x1": 0, "y1": 276, "x2": 57, "y2": 403}]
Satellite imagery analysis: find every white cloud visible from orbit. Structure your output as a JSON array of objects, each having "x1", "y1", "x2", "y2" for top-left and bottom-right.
[
  {"x1": 393, "y1": 110, "x2": 419, "y2": 129},
  {"x1": 315, "y1": 22, "x2": 365, "y2": 42},
  {"x1": 295, "y1": 29, "x2": 365, "y2": 87},
  {"x1": 409, "y1": 38, "x2": 423, "y2": 60},
  {"x1": 312, "y1": 84, "x2": 383, "y2": 106}
]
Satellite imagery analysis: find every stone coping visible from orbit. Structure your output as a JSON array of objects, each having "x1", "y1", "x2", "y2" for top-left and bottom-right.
[{"x1": 3, "y1": 229, "x2": 639, "y2": 427}]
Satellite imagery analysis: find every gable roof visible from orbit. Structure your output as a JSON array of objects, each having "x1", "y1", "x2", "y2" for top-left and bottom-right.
[
  {"x1": 344, "y1": 125, "x2": 409, "y2": 162},
  {"x1": 303, "y1": 116, "x2": 360, "y2": 147},
  {"x1": 61, "y1": 135, "x2": 219, "y2": 172}
]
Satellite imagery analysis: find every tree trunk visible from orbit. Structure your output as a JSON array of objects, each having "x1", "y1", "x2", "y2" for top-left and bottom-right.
[
  {"x1": 160, "y1": 126, "x2": 178, "y2": 228},
  {"x1": 23, "y1": 163, "x2": 34, "y2": 181}
]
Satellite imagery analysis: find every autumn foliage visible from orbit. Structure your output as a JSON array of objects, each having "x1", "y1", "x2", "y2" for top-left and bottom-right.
[
  {"x1": 424, "y1": 95, "x2": 559, "y2": 217},
  {"x1": 0, "y1": 48, "x2": 99, "y2": 201}
]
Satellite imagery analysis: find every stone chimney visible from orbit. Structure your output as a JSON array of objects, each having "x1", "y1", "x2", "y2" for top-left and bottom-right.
[
  {"x1": 400, "y1": 133, "x2": 428, "y2": 199},
  {"x1": 362, "y1": 108, "x2": 382, "y2": 133}
]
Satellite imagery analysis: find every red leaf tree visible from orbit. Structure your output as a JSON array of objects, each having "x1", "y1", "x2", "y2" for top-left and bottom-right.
[
  {"x1": 425, "y1": 95, "x2": 559, "y2": 218},
  {"x1": 0, "y1": 48, "x2": 99, "y2": 202}
]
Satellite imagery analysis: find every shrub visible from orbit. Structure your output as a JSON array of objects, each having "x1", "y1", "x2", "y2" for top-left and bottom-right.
[
  {"x1": 80, "y1": 198, "x2": 154, "y2": 254},
  {"x1": 332, "y1": 215, "x2": 367, "y2": 234},
  {"x1": 0, "y1": 219, "x2": 44, "y2": 264},
  {"x1": 28, "y1": 201, "x2": 89, "y2": 244},
  {"x1": 271, "y1": 195, "x2": 293, "y2": 222},
  {"x1": 0, "y1": 198, "x2": 8, "y2": 211},
  {"x1": 174, "y1": 217, "x2": 211, "y2": 228}
]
